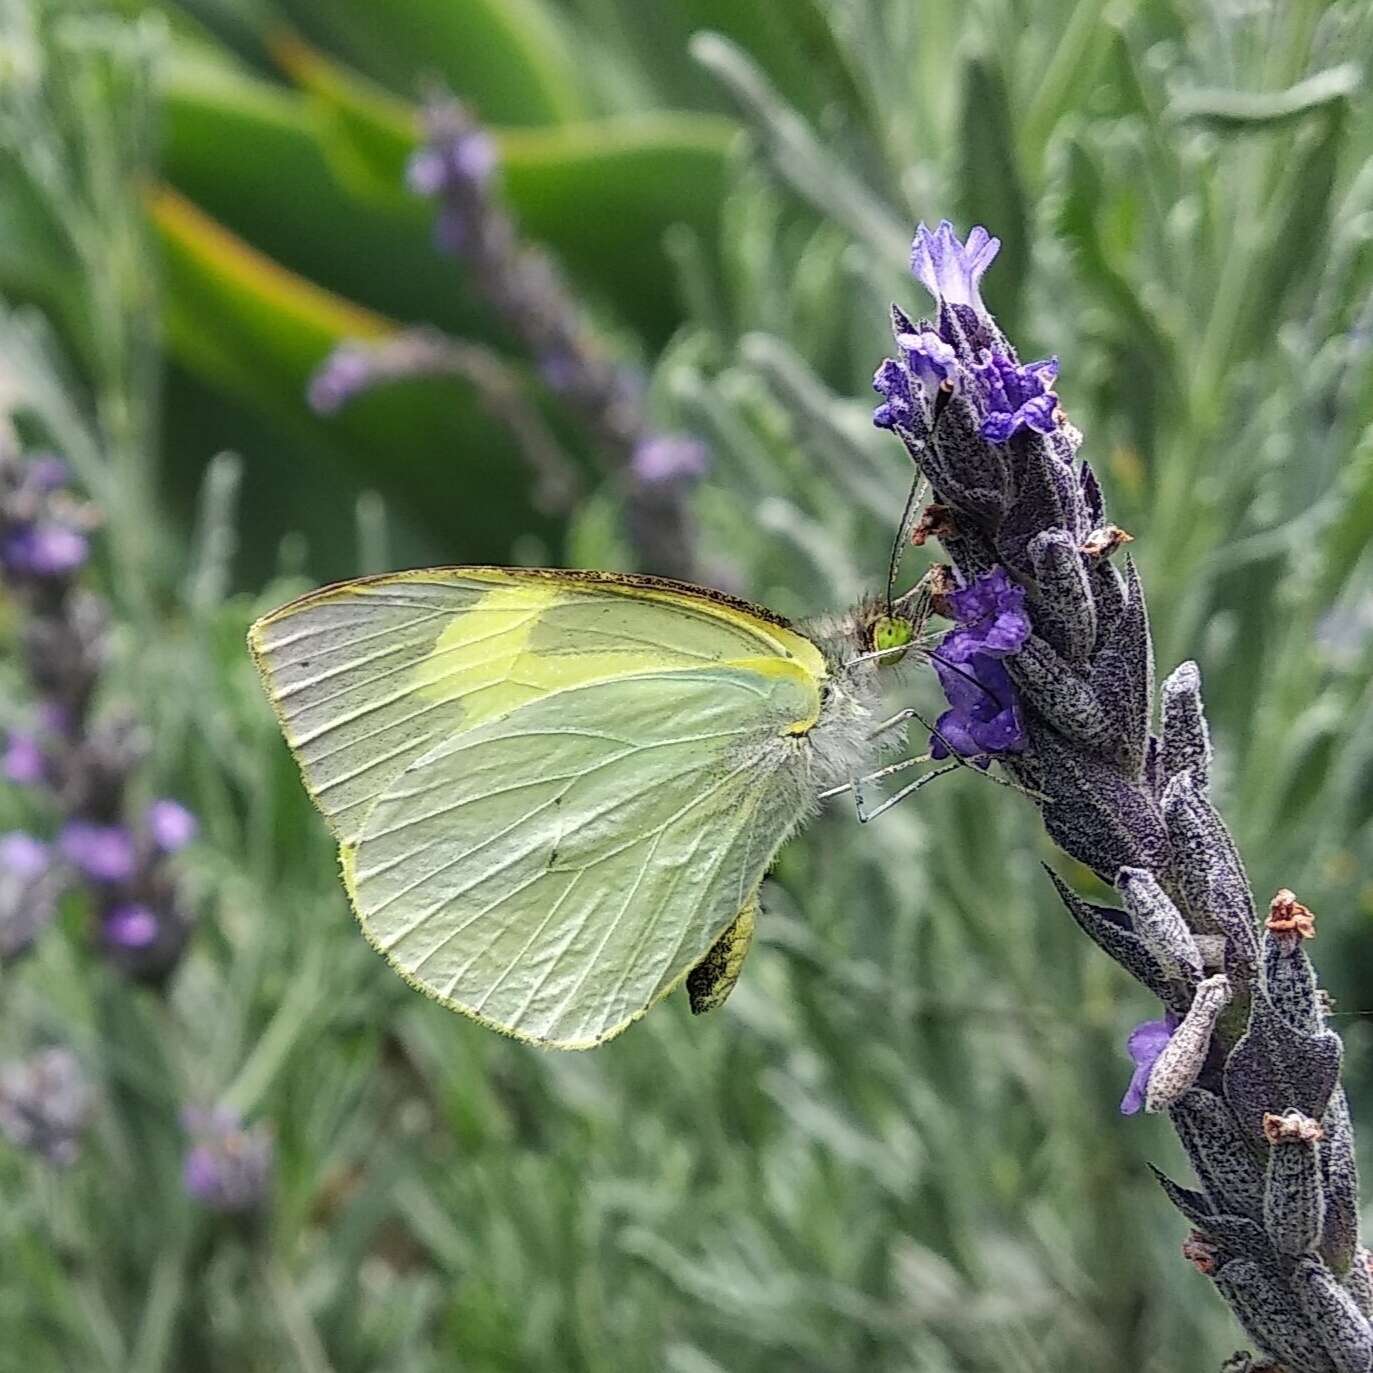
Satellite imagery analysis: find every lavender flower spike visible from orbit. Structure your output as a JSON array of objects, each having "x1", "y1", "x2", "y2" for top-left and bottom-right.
[
  {"x1": 872, "y1": 222, "x2": 1364, "y2": 1365},
  {"x1": 0, "y1": 1047, "x2": 93, "y2": 1166},
  {"x1": 910, "y1": 220, "x2": 1000, "y2": 314}
]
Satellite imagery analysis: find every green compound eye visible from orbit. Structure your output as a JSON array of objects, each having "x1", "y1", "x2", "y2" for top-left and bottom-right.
[{"x1": 872, "y1": 614, "x2": 914, "y2": 665}]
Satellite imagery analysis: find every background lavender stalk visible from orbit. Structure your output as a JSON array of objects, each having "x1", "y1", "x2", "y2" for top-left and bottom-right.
[
  {"x1": 0, "y1": 445, "x2": 196, "y2": 982},
  {"x1": 310, "y1": 96, "x2": 710, "y2": 582},
  {"x1": 876, "y1": 222, "x2": 1366, "y2": 1373}
]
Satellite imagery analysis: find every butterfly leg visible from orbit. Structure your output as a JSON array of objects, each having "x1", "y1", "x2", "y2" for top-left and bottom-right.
[
  {"x1": 686, "y1": 895, "x2": 759, "y2": 1015},
  {"x1": 854, "y1": 763, "x2": 959, "y2": 823}
]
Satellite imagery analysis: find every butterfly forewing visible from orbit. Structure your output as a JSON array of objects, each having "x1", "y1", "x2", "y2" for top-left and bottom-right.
[{"x1": 248, "y1": 567, "x2": 825, "y2": 844}]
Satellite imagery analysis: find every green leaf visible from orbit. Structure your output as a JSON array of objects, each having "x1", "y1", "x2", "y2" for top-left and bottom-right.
[
  {"x1": 1169, "y1": 62, "x2": 1363, "y2": 132},
  {"x1": 270, "y1": 0, "x2": 584, "y2": 126},
  {"x1": 149, "y1": 185, "x2": 560, "y2": 562},
  {"x1": 164, "y1": 45, "x2": 735, "y2": 343}
]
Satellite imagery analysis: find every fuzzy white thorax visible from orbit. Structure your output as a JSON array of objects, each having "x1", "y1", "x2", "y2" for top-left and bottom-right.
[{"x1": 794, "y1": 601, "x2": 912, "y2": 792}]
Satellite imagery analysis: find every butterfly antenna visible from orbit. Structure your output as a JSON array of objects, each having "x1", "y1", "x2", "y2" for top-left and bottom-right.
[{"x1": 885, "y1": 474, "x2": 928, "y2": 615}]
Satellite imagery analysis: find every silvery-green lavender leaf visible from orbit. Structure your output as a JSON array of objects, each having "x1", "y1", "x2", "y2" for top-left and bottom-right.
[
  {"x1": 1007, "y1": 635, "x2": 1115, "y2": 751},
  {"x1": 1224, "y1": 985, "x2": 1344, "y2": 1140},
  {"x1": 1263, "y1": 1111, "x2": 1326, "y2": 1256},
  {"x1": 1162, "y1": 773, "x2": 1259, "y2": 973},
  {"x1": 1291, "y1": 1254, "x2": 1373, "y2": 1373},
  {"x1": 1263, "y1": 922, "x2": 1322, "y2": 1034},
  {"x1": 1213, "y1": 1258, "x2": 1337, "y2": 1373},
  {"x1": 1118, "y1": 867, "x2": 1203, "y2": 982},
  {"x1": 1027, "y1": 528, "x2": 1097, "y2": 663},
  {"x1": 1322, "y1": 1089, "x2": 1362, "y2": 1276},
  {"x1": 1170, "y1": 1088, "x2": 1266, "y2": 1221},
  {"x1": 1044, "y1": 869, "x2": 1191, "y2": 1014},
  {"x1": 1031, "y1": 732, "x2": 1172, "y2": 883},
  {"x1": 1161, "y1": 660, "x2": 1212, "y2": 791},
  {"x1": 1146, "y1": 975, "x2": 1232, "y2": 1112}
]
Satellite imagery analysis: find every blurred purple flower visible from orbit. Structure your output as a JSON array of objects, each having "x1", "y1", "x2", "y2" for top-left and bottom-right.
[
  {"x1": 1120, "y1": 1014, "x2": 1179, "y2": 1115},
  {"x1": 1, "y1": 522, "x2": 88, "y2": 578},
  {"x1": 59, "y1": 820, "x2": 136, "y2": 884},
  {"x1": 101, "y1": 902, "x2": 160, "y2": 950},
  {"x1": 630, "y1": 435, "x2": 710, "y2": 485},
  {"x1": 3, "y1": 730, "x2": 45, "y2": 785},
  {"x1": 147, "y1": 799, "x2": 197, "y2": 853},
  {"x1": 182, "y1": 1106, "x2": 273, "y2": 1214},
  {"x1": 972, "y1": 351, "x2": 1061, "y2": 444},
  {"x1": 910, "y1": 220, "x2": 1000, "y2": 314},
  {"x1": 0, "y1": 831, "x2": 59, "y2": 960},
  {"x1": 0, "y1": 1046, "x2": 93, "y2": 1166},
  {"x1": 26, "y1": 455, "x2": 69, "y2": 492},
  {"x1": 406, "y1": 125, "x2": 497, "y2": 198},
  {"x1": 307, "y1": 345, "x2": 375, "y2": 416}
]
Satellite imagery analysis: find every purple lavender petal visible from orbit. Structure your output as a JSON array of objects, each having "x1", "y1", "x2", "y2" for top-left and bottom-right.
[
  {"x1": 147, "y1": 799, "x2": 197, "y2": 853},
  {"x1": 1120, "y1": 1016, "x2": 1176, "y2": 1115},
  {"x1": 972, "y1": 351, "x2": 1062, "y2": 444},
  {"x1": 909, "y1": 220, "x2": 1001, "y2": 314}
]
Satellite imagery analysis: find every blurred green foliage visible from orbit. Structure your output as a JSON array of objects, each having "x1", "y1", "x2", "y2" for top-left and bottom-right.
[{"x1": 3, "y1": 0, "x2": 1373, "y2": 1369}]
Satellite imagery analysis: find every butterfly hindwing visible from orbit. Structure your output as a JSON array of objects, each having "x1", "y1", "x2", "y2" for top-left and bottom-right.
[{"x1": 348, "y1": 667, "x2": 815, "y2": 1048}]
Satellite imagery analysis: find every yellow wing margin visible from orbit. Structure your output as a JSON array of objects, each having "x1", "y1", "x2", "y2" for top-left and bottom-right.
[{"x1": 248, "y1": 565, "x2": 826, "y2": 844}]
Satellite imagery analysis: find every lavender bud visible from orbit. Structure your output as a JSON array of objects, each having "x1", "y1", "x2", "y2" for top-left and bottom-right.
[
  {"x1": 1263, "y1": 1111, "x2": 1326, "y2": 1255},
  {"x1": 1213, "y1": 1259, "x2": 1337, "y2": 1373},
  {"x1": 182, "y1": 1107, "x2": 273, "y2": 1215},
  {"x1": 1161, "y1": 660, "x2": 1212, "y2": 790},
  {"x1": 1321, "y1": 1090, "x2": 1361, "y2": 1275},
  {"x1": 923, "y1": 388, "x2": 1011, "y2": 519},
  {"x1": 1162, "y1": 773, "x2": 1258, "y2": 973},
  {"x1": 1345, "y1": 1251, "x2": 1373, "y2": 1319},
  {"x1": 1118, "y1": 866, "x2": 1203, "y2": 982},
  {"x1": 1291, "y1": 1255, "x2": 1373, "y2": 1373},
  {"x1": 1146, "y1": 974, "x2": 1232, "y2": 1113},
  {"x1": 1170, "y1": 1088, "x2": 1266, "y2": 1221},
  {"x1": 1005, "y1": 633, "x2": 1115, "y2": 749},
  {"x1": 1262, "y1": 890, "x2": 1321, "y2": 1033},
  {"x1": 1086, "y1": 560, "x2": 1153, "y2": 777},
  {"x1": 1027, "y1": 529, "x2": 1097, "y2": 663},
  {"x1": 0, "y1": 1047, "x2": 93, "y2": 1166}
]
